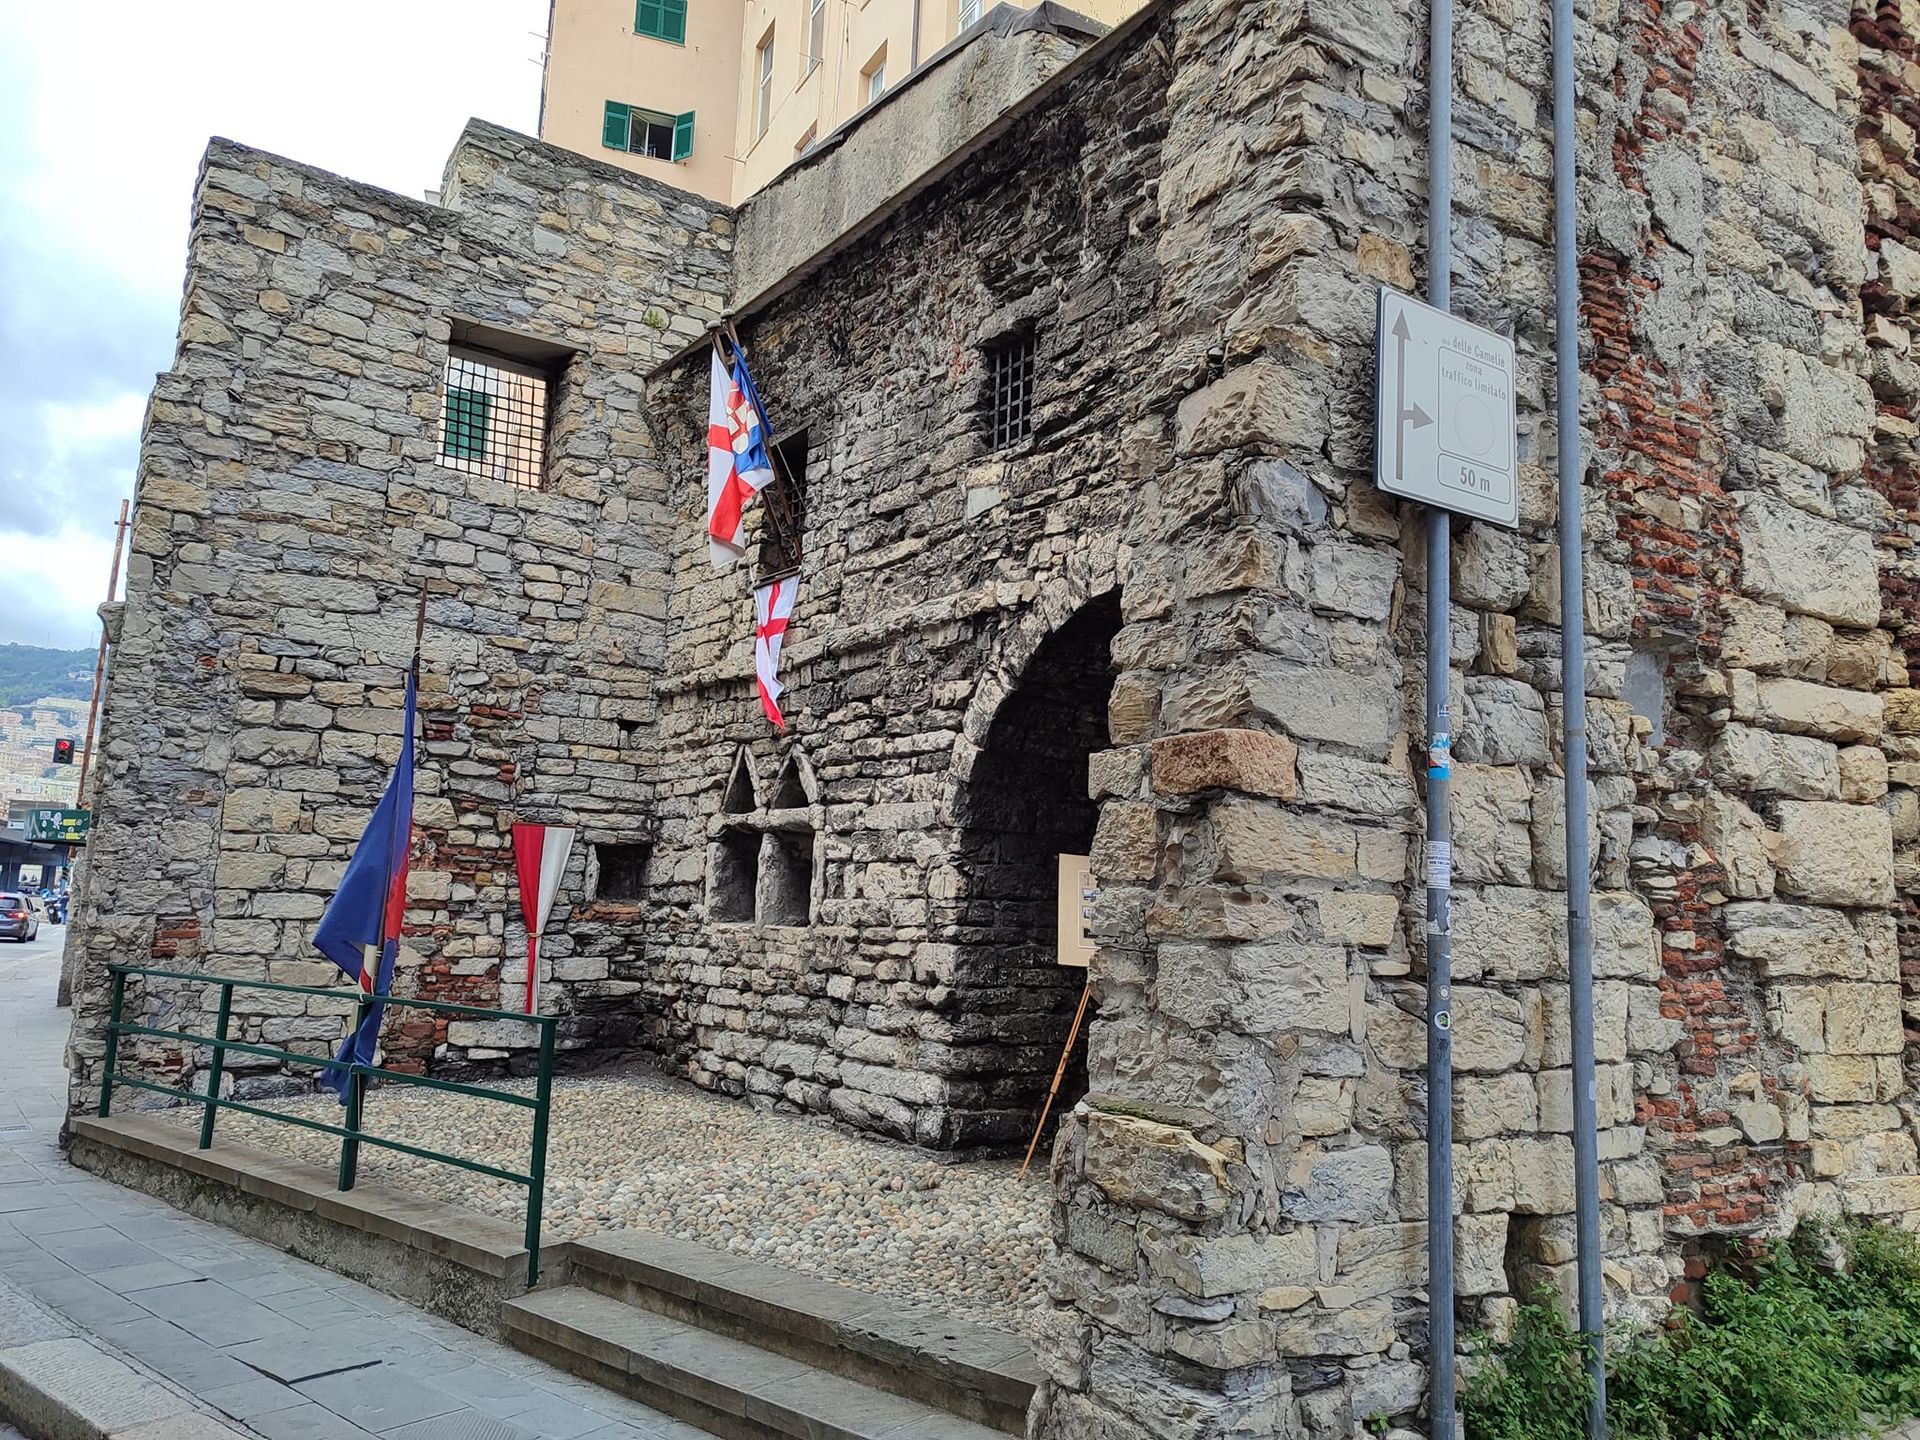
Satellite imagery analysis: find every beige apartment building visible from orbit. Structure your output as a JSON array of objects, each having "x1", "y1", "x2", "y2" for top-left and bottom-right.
[{"x1": 538, "y1": 0, "x2": 1137, "y2": 202}]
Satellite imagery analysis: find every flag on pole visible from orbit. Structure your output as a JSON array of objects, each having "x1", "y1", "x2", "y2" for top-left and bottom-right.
[
  {"x1": 511, "y1": 823, "x2": 575, "y2": 1014},
  {"x1": 754, "y1": 575, "x2": 797, "y2": 730},
  {"x1": 313, "y1": 667, "x2": 417, "y2": 1101},
  {"x1": 706, "y1": 338, "x2": 776, "y2": 569}
]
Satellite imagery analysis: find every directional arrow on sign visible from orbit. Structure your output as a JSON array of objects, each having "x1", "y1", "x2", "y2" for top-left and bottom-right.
[{"x1": 1391, "y1": 313, "x2": 1435, "y2": 483}]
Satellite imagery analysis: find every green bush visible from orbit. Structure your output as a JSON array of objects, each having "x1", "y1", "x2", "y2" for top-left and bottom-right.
[{"x1": 1463, "y1": 1219, "x2": 1920, "y2": 1440}]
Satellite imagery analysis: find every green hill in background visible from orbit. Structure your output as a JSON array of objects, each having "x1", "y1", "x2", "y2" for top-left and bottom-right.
[{"x1": 0, "y1": 644, "x2": 94, "y2": 710}]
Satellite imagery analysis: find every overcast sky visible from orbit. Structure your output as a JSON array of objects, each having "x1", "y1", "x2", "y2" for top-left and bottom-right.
[{"x1": 0, "y1": 1, "x2": 549, "y2": 650}]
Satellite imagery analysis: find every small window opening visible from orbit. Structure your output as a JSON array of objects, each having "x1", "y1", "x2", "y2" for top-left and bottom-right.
[
  {"x1": 595, "y1": 843, "x2": 651, "y2": 902},
  {"x1": 757, "y1": 429, "x2": 808, "y2": 579},
  {"x1": 863, "y1": 47, "x2": 887, "y2": 104},
  {"x1": 756, "y1": 31, "x2": 776, "y2": 139},
  {"x1": 761, "y1": 829, "x2": 814, "y2": 926},
  {"x1": 441, "y1": 348, "x2": 553, "y2": 490},
  {"x1": 723, "y1": 748, "x2": 759, "y2": 814},
  {"x1": 710, "y1": 828, "x2": 759, "y2": 922},
  {"x1": 985, "y1": 333, "x2": 1036, "y2": 450}
]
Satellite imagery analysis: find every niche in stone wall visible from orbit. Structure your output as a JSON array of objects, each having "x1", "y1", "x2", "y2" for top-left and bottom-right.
[
  {"x1": 709, "y1": 828, "x2": 759, "y2": 923},
  {"x1": 706, "y1": 745, "x2": 819, "y2": 927}
]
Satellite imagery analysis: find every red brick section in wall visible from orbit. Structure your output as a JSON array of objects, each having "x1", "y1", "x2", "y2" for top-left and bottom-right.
[
  {"x1": 1589, "y1": 1, "x2": 1786, "y2": 1280},
  {"x1": 1851, "y1": 0, "x2": 1920, "y2": 1055}
]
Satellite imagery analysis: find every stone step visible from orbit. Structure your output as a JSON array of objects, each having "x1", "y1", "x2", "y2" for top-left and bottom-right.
[
  {"x1": 561, "y1": 1229, "x2": 1037, "y2": 1434},
  {"x1": 503, "y1": 1285, "x2": 1010, "y2": 1440}
]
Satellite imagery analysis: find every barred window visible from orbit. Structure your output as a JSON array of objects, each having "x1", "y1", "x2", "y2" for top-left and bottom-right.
[
  {"x1": 757, "y1": 429, "x2": 808, "y2": 580},
  {"x1": 439, "y1": 349, "x2": 550, "y2": 490},
  {"x1": 986, "y1": 333, "x2": 1037, "y2": 450}
]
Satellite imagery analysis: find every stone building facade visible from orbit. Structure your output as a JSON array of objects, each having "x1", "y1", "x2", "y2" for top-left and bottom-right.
[{"x1": 63, "y1": 0, "x2": 1920, "y2": 1435}]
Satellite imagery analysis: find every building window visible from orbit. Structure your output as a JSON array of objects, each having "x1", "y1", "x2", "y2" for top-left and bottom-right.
[
  {"x1": 985, "y1": 332, "x2": 1037, "y2": 449},
  {"x1": 863, "y1": 48, "x2": 887, "y2": 104},
  {"x1": 757, "y1": 429, "x2": 807, "y2": 579},
  {"x1": 957, "y1": 0, "x2": 981, "y2": 30},
  {"x1": 756, "y1": 31, "x2": 776, "y2": 139},
  {"x1": 796, "y1": 124, "x2": 818, "y2": 156},
  {"x1": 805, "y1": 0, "x2": 825, "y2": 74},
  {"x1": 440, "y1": 348, "x2": 552, "y2": 489},
  {"x1": 635, "y1": 0, "x2": 687, "y2": 43},
  {"x1": 602, "y1": 100, "x2": 694, "y2": 161},
  {"x1": 594, "y1": 843, "x2": 651, "y2": 903}
]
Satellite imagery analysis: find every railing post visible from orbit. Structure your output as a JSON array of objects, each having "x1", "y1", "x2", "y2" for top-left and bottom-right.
[
  {"x1": 97, "y1": 968, "x2": 126, "y2": 1118},
  {"x1": 525, "y1": 1017, "x2": 556, "y2": 1288},
  {"x1": 337, "y1": 997, "x2": 369, "y2": 1192},
  {"x1": 199, "y1": 981, "x2": 233, "y2": 1150}
]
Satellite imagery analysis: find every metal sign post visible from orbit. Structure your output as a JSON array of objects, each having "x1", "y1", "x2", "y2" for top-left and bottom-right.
[{"x1": 1373, "y1": 125, "x2": 1520, "y2": 1440}]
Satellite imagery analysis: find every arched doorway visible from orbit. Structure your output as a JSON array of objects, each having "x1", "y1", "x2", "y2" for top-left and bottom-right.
[{"x1": 946, "y1": 590, "x2": 1121, "y2": 1152}]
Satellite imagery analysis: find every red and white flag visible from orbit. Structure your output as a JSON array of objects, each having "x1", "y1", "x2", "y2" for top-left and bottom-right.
[
  {"x1": 707, "y1": 341, "x2": 775, "y2": 569},
  {"x1": 511, "y1": 823, "x2": 575, "y2": 1014},
  {"x1": 754, "y1": 576, "x2": 797, "y2": 730}
]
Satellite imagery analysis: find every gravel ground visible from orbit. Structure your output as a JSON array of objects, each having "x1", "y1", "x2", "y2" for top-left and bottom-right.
[{"x1": 156, "y1": 1066, "x2": 1053, "y2": 1336}]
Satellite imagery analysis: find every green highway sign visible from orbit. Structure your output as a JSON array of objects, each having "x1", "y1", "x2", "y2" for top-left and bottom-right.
[{"x1": 23, "y1": 809, "x2": 90, "y2": 845}]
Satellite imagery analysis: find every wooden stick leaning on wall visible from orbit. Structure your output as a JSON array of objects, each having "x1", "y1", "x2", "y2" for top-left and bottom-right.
[{"x1": 1019, "y1": 979, "x2": 1092, "y2": 1180}]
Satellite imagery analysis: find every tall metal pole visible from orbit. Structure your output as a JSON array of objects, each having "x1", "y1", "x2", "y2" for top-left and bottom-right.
[
  {"x1": 59, "y1": 497, "x2": 132, "y2": 1009},
  {"x1": 1552, "y1": 0, "x2": 1607, "y2": 1428},
  {"x1": 73, "y1": 498, "x2": 131, "y2": 809},
  {"x1": 1425, "y1": 0, "x2": 1456, "y2": 1431}
]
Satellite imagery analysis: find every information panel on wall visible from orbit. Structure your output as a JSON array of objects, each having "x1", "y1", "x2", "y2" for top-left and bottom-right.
[{"x1": 1056, "y1": 854, "x2": 1095, "y2": 968}]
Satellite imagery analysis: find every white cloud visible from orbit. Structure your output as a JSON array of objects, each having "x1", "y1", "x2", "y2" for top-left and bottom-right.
[{"x1": 0, "y1": 0, "x2": 550, "y2": 648}]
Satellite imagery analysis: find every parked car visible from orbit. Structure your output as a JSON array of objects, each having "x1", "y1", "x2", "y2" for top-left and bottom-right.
[{"x1": 0, "y1": 894, "x2": 39, "y2": 943}]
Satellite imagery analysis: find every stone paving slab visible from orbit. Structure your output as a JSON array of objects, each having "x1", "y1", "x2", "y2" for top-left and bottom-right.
[{"x1": 0, "y1": 938, "x2": 710, "y2": 1440}]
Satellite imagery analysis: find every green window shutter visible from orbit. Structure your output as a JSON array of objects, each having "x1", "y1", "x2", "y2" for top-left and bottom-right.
[
  {"x1": 601, "y1": 100, "x2": 631, "y2": 149},
  {"x1": 662, "y1": 0, "x2": 687, "y2": 43},
  {"x1": 635, "y1": 0, "x2": 665, "y2": 37},
  {"x1": 672, "y1": 111, "x2": 695, "y2": 161},
  {"x1": 444, "y1": 387, "x2": 491, "y2": 460}
]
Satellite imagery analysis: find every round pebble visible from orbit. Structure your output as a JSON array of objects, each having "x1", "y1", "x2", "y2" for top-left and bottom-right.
[{"x1": 157, "y1": 1066, "x2": 1054, "y2": 1335}]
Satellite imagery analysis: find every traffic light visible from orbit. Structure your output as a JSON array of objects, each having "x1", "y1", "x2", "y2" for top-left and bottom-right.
[{"x1": 52, "y1": 739, "x2": 74, "y2": 765}]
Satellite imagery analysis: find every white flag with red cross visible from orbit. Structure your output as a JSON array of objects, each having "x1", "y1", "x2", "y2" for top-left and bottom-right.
[
  {"x1": 754, "y1": 576, "x2": 796, "y2": 730},
  {"x1": 511, "y1": 822, "x2": 575, "y2": 1014}
]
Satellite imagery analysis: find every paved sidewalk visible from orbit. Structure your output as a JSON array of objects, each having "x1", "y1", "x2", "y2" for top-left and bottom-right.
[{"x1": 0, "y1": 933, "x2": 707, "y2": 1440}]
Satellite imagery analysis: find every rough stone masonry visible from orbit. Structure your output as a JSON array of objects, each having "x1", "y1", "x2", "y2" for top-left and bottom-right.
[{"x1": 60, "y1": 0, "x2": 1920, "y2": 1433}]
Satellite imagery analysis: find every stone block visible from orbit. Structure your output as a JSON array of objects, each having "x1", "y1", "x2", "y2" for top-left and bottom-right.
[
  {"x1": 1457, "y1": 677, "x2": 1551, "y2": 767},
  {"x1": 1156, "y1": 941, "x2": 1351, "y2": 1038},
  {"x1": 1737, "y1": 494, "x2": 1881, "y2": 627},
  {"x1": 1455, "y1": 886, "x2": 1561, "y2": 982},
  {"x1": 1090, "y1": 802, "x2": 1159, "y2": 883},
  {"x1": 1725, "y1": 902, "x2": 1881, "y2": 981},
  {"x1": 1151, "y1": 729, "x2": 1299, "y2": 799},
  {"x1": 1317, "y1": 893, "x2": 1400, "y2": 947},
  {"x1": 1140, "y1": 1226, "x2": 1316, "y2": 1299},
  {"x1": 1773, "y1": 801, "x2": 1894, "y2": 906},
  {"x1": 1708, "y1": 724, "x2": 1840, "y2": 800},
  {"x1": 1751, "y1": 677, "x2": 1882, "y2": 742},
  {"x1": 1212, "y1": 799, "x2": 1357, "y2": 882},
  {"x1": 1840, "y1": 746, "x2": 1889, "y2": 802},
  {"x1": 1825, "y1": 983, "x2": 1904, "y2": 1056},
  {"x1": 220, "y1": 788, "x2": 301, "y2": 834},
  {"x1": 1454, "y1": 524, "x2": 1532, "y2": 610},
  {"x1": 1449, "y1": 765, "x2": 1533, "y2": 886},
  {"x1": 1248, "y1": 660, "x2": 1400, "y2": 757},
  {"x1": 1283, "y1": 1144, "x2": 1392, "y2": 1223},
  {"x1": 1175, "y1": 360, "x2": 1329, "y2": 459},
  {"x1": 1271, "y1": 1299, "x2": 1395, "y2": 1358},
  {"x1": 1699, "y1": 790, "x2": 1775, "y2": 899},
  {"x1": 1081, "y1": 1111, "x2": 1234, "y2": 1222}
]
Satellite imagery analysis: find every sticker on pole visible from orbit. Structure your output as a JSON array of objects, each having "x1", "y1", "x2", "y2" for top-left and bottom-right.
[{"x1": 1373, "y1": 287, "x2": 1519, "y2": 529}]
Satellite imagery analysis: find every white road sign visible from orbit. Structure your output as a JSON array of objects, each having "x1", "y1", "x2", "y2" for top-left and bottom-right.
[{"x1": 1373, "y1": 287, "x2": 1519, "y2": 529}]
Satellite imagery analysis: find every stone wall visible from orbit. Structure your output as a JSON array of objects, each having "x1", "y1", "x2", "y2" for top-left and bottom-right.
[
  {"x1": 65, "y1": 122, "x2": 730, "y2": 1108},
  {"x1": 634, "y1": 18, "x2": 1169, "y2": 1150}
]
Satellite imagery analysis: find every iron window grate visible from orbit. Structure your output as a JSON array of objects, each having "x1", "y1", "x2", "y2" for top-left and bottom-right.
[
  {"x1": 987, "y1": 334, "x2": 1036, "y2": 450},
  {"x1": 439, "y1": 350, "x2": 549, "y2": 490}
]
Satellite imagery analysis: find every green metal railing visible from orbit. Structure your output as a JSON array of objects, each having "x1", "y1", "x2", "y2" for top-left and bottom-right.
[{"x1": 98, "y1": 963, "x2": 556, "y2": 1285}]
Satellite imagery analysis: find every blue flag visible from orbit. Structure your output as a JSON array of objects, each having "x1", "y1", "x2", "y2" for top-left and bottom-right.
[{"x1": 313, "y1": 670, "x2": 416, "y2": 1101}]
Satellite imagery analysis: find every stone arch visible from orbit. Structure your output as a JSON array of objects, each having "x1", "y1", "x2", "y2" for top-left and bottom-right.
[{"x1": 939, "y1": 587, "x2": 1122, "y2": 1151}]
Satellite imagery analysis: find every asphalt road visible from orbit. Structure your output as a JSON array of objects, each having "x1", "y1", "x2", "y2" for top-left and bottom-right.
[{"x1": 0, "y1": 921, "x2": 64, "y2": 999}]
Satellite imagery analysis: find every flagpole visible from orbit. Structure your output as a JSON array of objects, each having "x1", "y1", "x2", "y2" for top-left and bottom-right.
[
  {"x1": 721, "y1": 326, "x2": 804, "y2": 572},
  {"x1": 340, "y1": 585, "x2": 426, "y2": 1165}
]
